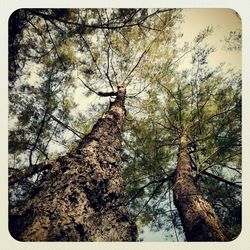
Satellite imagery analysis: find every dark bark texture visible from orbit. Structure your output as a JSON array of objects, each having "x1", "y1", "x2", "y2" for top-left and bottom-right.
[
  {"x1": 173, "y1": 131, "x2": 229, "y2": 241},
  {"x1": 9, "y1": 86, "x2": 137, "y2": 241}
]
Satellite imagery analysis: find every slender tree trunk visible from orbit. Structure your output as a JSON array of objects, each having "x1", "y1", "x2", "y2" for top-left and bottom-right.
[
  {"x1": 173, "y1": 130, "x2": 229, "y2": 241},
  {"x1": 9, "y1": 86, "x2": 138, "y2": 241}
]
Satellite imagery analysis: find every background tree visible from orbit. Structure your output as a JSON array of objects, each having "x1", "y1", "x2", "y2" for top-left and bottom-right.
[{"x1": 123, "y1": 29, "x2": 241, "y2": 240}]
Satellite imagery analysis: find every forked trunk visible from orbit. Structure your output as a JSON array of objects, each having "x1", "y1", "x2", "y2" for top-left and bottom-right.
[
  {"x1": 173, "y1": 131, "x2": 229, "y2": 241},
  {"x1": 9, "y1": 86, "x2": 137, "y2": 241}
]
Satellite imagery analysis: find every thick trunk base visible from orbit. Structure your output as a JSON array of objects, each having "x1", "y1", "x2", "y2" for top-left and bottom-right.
[{"x1": 9, "y1": 87, "x2": 137, "y2": 241}]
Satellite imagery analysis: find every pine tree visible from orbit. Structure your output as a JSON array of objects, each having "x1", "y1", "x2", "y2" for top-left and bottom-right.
[
  {"x1": 123, "y1": 29, "x2": 241, "y2": 241},
  {"x1": 8, "y1": 8, "x2": 180, "y2": 241}
]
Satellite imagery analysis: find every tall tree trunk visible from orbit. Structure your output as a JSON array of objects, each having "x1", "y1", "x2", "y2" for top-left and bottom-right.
[
  {"x1": 9, "y1": 86, "x2": 138, "y2": 241},
  {"x1": 173, "y1": 130, "x2": 229, "y2": 241}
]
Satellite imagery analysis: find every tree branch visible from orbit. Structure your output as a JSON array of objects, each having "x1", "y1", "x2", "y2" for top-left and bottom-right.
[
  {"x1": 126, "y1": 175, "x2": 173, "y2": 205},
  {"x1": 155, "y1": 79, "x2": 180, "y2": 107},
  {"x1": 122, "y1": 38, "x2": 156, "y2": 87},
  {"x1": 79, "y1": 33, "x2": 105, "y2": 80},
  {"x1": 29, "y1": 110, "x2": 49, "y2": 166},
  {"x1": 47, "y1": 112, "x2": 85, "y2": 139},
  {"x1": 26, "y1": 9, "x2": 175, "y2": 30},
  {"x1": 78, "y1": 77, "x2": 117, "y2": 97},
  {"x1": 190, "y1": 156, "x2": 241, "y2": 188},
  {"x1": 127, "y1": 82, "x2": 151, "y2": 98},
  {"x1": 45, "y1": 20, "x2": 67, "y2": 70},
  {"x1": 200, "y1": 170, "x2": 241, "y2": 189},
  {"x1": 135, "y1": 180, "x2": 166, "y2": 218},
  {"x1": 199, "y1": 152, "x2": 241, "y2": 174},
  {"x1": 9, "y1": 161, "x2": 53, "y2": 185},
  {"x1": 105, "y1": 41, "x2": 115, "y2": 91}
]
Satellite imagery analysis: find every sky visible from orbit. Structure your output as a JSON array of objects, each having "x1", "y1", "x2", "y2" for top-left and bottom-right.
[{"x1": 177, "y1": 9, "x2": 241, "y2": 70}]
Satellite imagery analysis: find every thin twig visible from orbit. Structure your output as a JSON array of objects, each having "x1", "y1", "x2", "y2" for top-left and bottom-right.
[
  {"x1": 29, "y1": 110, "x2": 49, "y2": 166},
  {"x1": 135, "y1": 180, "x2": 166, "y2": 218},
  {"x1": 48, "y1": 112, "x2": 84, "y2": 139},
  {"x1": 126, "y1": 176, "x2": 171, "y2": 205},
  {"x1": 122, "y1": 38, "x2": 157, "y2": 87},
  {"x1": 79, "y1": 33, "x2": 105, "y2": 80},
  {"x1": 45, "y1": 20, "x2": 67, "y2": 70}
]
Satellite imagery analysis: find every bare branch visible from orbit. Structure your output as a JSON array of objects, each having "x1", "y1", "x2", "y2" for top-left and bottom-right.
[
  {"x1": 171, "y1": 48, "x2": 193, "y2": 66},
  {"x1": 199, "y1": 146, "x2": 222, "y2": 167},
  {"x1": 29, "y1": 110, "x2": 49, "y2": 166},
  {"x1": 155, "y1": 79, "x2": 180, "y2": 107},
  {"x1": 135, "y1": 180, "x2": 166, "y2": 218},
  {"x1": 201, "y1": 170, "x2": 241, "y2": 189},
  {"x1": 45, "y1": 20, "x2": 67, "y2": 70},
  {"x1": 98, "y1": 91, "x2": 117, "y2": 97},
  {"x1": 190, "y1": 156, "x2": 241, "y2": 188},
  {"x1": 199, "y1": 152, "x2": 241, "y2": 174},
  {"x1": 122, "y1": 38, "x2": 156, "y2": 87},
  {"x1": 110, "y1": 47, "x2": 119, "y2": 85},
  {"x1": 127, "y1": 82, "x2": 151, "y2": 98},
  {"x1": 78, "y1": 77, "x2": 99, "y2": 95},
  {"x1": 105, "y1": 42, "x2": 114, "y2": 91},
  {"x1": 9, "y1": 161, "x2": 53, "y2": 185},
  {"x1": 47, "y1": 112, "x2": 84, "y2": 139},
  {"x1": 78, "y1": 77, "x2": 117, "y2": 97},
  {"x1": 78, "y1": 33, "x2": 105, "y2": 80},
  {"x1": 126, "y1": 176, "x2": 172, "y2": 205},
  {"x1": 26, "y1": 9, "x2": 175, "y2": 30},
  {"x1": 100, "y1": 29, "x2": 115, "y2": 91},
  {"x1": 157, "y1": 120, "x2": 180, "y2": 135},
  {"x1": 35, "y1": 123, "x2": 59, "y2": 164}
]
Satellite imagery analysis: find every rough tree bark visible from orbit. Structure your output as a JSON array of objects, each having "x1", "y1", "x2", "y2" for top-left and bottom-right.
[
  {"x1": 9, "y1": 86, "x2": 138, "y2": 241},
  {"x1": 173, "y1": 130, "x2": 229, "y2": 241}
]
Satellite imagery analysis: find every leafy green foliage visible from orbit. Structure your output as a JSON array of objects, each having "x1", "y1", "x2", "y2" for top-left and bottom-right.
[
  {"x1": 9, "y1": 8, "x2": 181, "y2": 210},
  {"x1": 123, "y1": 31, "x2": 241, "y2": 240},
  {"x1": 9, "y1": 8, "x2": 241, "y2": 241}
]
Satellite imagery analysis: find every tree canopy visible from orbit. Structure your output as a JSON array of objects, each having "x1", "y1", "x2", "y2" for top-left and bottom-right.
[{"x1": 8, "y1": 8, "x2": 241, "y2": 241}]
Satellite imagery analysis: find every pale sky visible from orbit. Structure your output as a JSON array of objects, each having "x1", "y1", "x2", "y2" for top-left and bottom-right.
[{"x1": 178, "y1": 8, "x2": 241, "y2": 70}]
